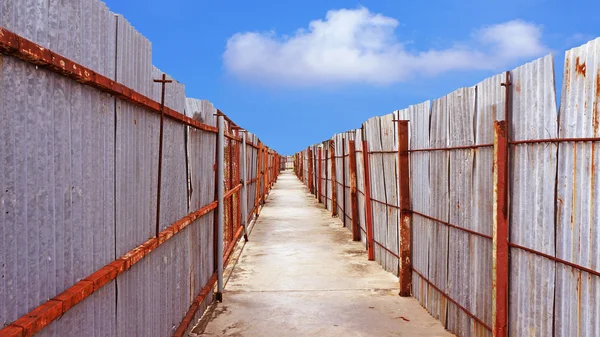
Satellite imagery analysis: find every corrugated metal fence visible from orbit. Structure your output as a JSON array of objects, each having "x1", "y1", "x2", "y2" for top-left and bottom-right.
[
  {"x1": 0, "y1": 1, "x2": 281, "y2": 336},
  {"x1": 296, "y1": 37, "x2": 600, "y2": 337}
]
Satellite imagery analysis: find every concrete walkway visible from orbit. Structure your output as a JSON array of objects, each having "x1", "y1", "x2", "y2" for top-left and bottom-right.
[{"x1": 193, "y1": 171, "x2": 452, "y2": 337}]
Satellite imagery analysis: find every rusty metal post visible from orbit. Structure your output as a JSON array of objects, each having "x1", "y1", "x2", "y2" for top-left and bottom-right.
[
  {"x1": 493, "y1": 76, "x2": 510, "y2": 336},
  {"x1": 342, "y1": 138, "x2": 347, "y2": 227},
  {"x1": 348, "y1": 140, "x2": 360, "y2": 241},
  {"x1": 262, "y1": 146, "x2": 267, "y2": 201},
  {"x1": 228, "y1": 125, "x2": 234, "y2": 245},
  {"x1": 241, "y1": 132, "x2": 249, "y2": 241},
  {"x1": 153, "y1": 74, "x2": 172, "y2": 237},
  {"x1": 397, "y1": 120, "x2": 412, "y2": 297},
  {"x1": 216, "y1": 113, "x2": 225, "y2": 302},
  {"x1": 307, "y1": 148, "x2": 313, "y2": 193},
  {"x1": 362, "y1": 136, "x2": 375, "y2": 261},
  {"x1": 318, "y1": 148, "x2": 323, "y2": 203},
  {"x1": 330, "y1": 141, "x2": 338, "y2": 217},
  {"x1": 255, "y1": 143, "x2": 261, "y2": 218}
]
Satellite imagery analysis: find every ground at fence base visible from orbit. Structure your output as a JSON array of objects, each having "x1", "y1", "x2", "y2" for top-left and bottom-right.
[{"x1": 190, "y1": 171, "x2": 453, "y2": 337}]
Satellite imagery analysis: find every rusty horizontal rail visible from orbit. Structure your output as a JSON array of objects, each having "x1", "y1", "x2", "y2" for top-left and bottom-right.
[
  {"x1": 508, "y1": 137, "x2": 600, "y2": 145},
  {"x1": 335, "y1": 181, "x2": 350, "y2": 188},
  {"x1": 368, "y1": 150, "x2": 398, "y2": 154},
  {"x1": 405, "y1": 143, "x2": 493, "y2": 153},
  {"x1": 370, "y1": 197, "x2": 399, "y2": 209},
  {"x1": 373, "y1": 238, "x2": 400, "y2": 259},
  {"x1": 225, "y1": 133, "x2": 241, "y2": 142},
  {"x1": 1, "y1": 200, "x2": 218, "y2": 337},
  {"x1": 333, "y1": 154, "x2": 350, "y2": 158},
  {"x1": 224, "y1": 183, "x2": 242, "y2": 200},
  {"x1": 223, "y1": 225, "x2": 246, "y2": 267},
  {"x1": 173, "y1": 272, "x2": 218, "y2": 337},
  {"x1": 508, "y1": 242, "x2": 600, "y2": 278},
  {"x1": 412, "y1": 268, "x2": 492, "y2": 331},
  {"x1": 0, "y1": 27, "x2": 219, "y2": 134},
  {"x1": 411, "y1": 211, "x2": 492, "y2": 240}
]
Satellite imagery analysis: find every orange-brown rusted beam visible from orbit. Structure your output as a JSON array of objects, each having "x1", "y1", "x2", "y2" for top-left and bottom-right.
[
  {"x1": 0, "y1": 200, "x2": 218, "y2": 337},
  {"x1": 172, "y1": 273, "x2": 218, "y2": 337},
  {"x1": 493, "y1": 121, "x2": 509, "y2": 337},
  {"x1": 308, "y1": 148, "x2": 314, "y2": 194},
  {"x1": 341, "y1": 138, "x2": 347, "y2": 227},
  {"x1": 348, "y1": 140, "x2": 360, "y2": 241},
  {"x1": 0, "y1": 27, "x2": 217, "y2": 134},
  {"x1": 224, "y1": 183, "x2": 242, "y2": 200},
  {"x1": 254, "y1": 143, "x2": 261, "y2": 217},
  {"x1": 318, "y1": 148, "x2": 323, "y2": 203},
  {"x1": 362, "y1": 138, "x2": 375, "y2": 261},
  {"x1": 397, "y1": 120, "x2": 412, "y2": 297}
]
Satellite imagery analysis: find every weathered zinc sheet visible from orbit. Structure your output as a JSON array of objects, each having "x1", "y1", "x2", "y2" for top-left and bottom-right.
[
  {"x1": 0, "y1": 1, "x2": 117, "y2": 335},
  {"x1": 344, "y1": 133, "x2": 355, "y2": 233},
  {"x1": 446, "y1": 87, "x2": 478, "y2": 336},
  {"x1": 427, "y1": 93, "x2": 450, "y2": 325},
  {"x1": 185, "y1": 98, "x2": 217, "y2": 329},
  {"x1": 470, "y1": 72, "x2": 502, "y2": 336},
  {"x1": 403, "y1": 102, "x2": 432, "y2": 309},
  {"x1": 354, "y1": 129, "x2": 367, "y2": 246},
  {"x1": 381, "y1": 113, "x2": 399, "y2": 276},
  {"x1": 555, "y1": 39, "x2": 600, "y2": 337},
  {"x1": 363, "y1": 116, "x2": 393, "y2": 273},
  {"x1": 115, "y1": 17, "x2": 195, "y2": 337},
  {"x1": 508, "y1": 55, "x2": 558, "y2": 337}
]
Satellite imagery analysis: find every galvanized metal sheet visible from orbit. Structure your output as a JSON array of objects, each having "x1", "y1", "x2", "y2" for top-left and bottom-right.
[
  {"x1": 508, "y1": 55, "x2": 557, "y2": 337},
  {"x1": 427, "y1": 92, "x2": 450, "y2": 326},
  {"x1": 363, "y1": 115, "x2": 398, "y2": 274},
  {"x1": 555, "y1": 39, "x2": 600, "y2": 337},
  {"x1": 354, "y1": 129, "x2": 367, "y2": 246},
  {"x1": 0, "y1": 1, "x2": 117, "y2": 335},
  {"x1": 446, "y1": 87, "x2": 477, "y2": 336},
  {"x1": 403, "y1": 102, "x2": 432, "y2": 310}
]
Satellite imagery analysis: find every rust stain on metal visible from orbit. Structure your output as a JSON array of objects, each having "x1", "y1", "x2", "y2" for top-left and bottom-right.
[
  {"x1": 0, "y1": 27, "x2": 219, "y2": 134},
  {"x1": 575, "y1": 56, "x2": 587, "y2": 77},
  {"x1": 348, "y1": 140, "x2": 361, "y2": 241},
  {"x1": 492, "y1": 113, "x2": 509, "y2": 337},
  {"x1": 362, "y1": 138, "x2": 375, "y2": 261}
]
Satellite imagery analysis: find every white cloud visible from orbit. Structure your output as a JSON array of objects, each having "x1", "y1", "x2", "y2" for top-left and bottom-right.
[{"x1": 223, "y1": 7, "x2": 548, "y2": 86}]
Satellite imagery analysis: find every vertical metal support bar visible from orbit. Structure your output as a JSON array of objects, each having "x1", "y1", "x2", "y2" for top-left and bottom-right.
[
  {"x1": 325, "y1": 147, "x2": 328, "y2": 207},
  {"x1": 397, "y1": 120, "x2": 412, "y2": 297},
  {"x1": 216, "y1": 114, "x2": 225, "y2": 302},
  {"x1": 342, "y1": 138, "x2": 346, "y2": 227},
  {"x1": 362, "y1": 138, "x2": 375, "y2": 261},
  {"x1": 153, "y1": 73, "x2": 172, "y2": 237},
  {"x1": 228, "y1": 127, "x2": 234, "y2": 245},
  {"x1": 330, "y1": 141, "x2": 338, "y2": 217},
  {"x1": 255, "y1": 143, "x2": 261, "y2": 217},
  {"x1": 348, "y1": 140, "x2": 360, "y2": 241},
  {"x1": 241, "y1": 133, "x2": 248, "y2": 241},
  {"x1": 318, "y1": 148, "x2": 323, "y2": 203},
  {"x1": 262, "y1": 147, "x2": 267, "y2": 201},
  {"x1": 308, "y1": 148, "x2": 314, "y2": 194},
  {"x1": 493, "y1": 121, "x2": 509, "y2": 336}
]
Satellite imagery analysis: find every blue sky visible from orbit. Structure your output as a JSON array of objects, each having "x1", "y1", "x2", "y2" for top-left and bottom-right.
[{"x1": 104, "y1": 0, "x2": 599, "y2": 155}]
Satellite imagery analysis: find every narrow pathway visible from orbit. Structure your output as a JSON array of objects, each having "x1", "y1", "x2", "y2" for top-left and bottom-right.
[{"x1": 194, "y1": 171, "x2": 452, "y2": 337}]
